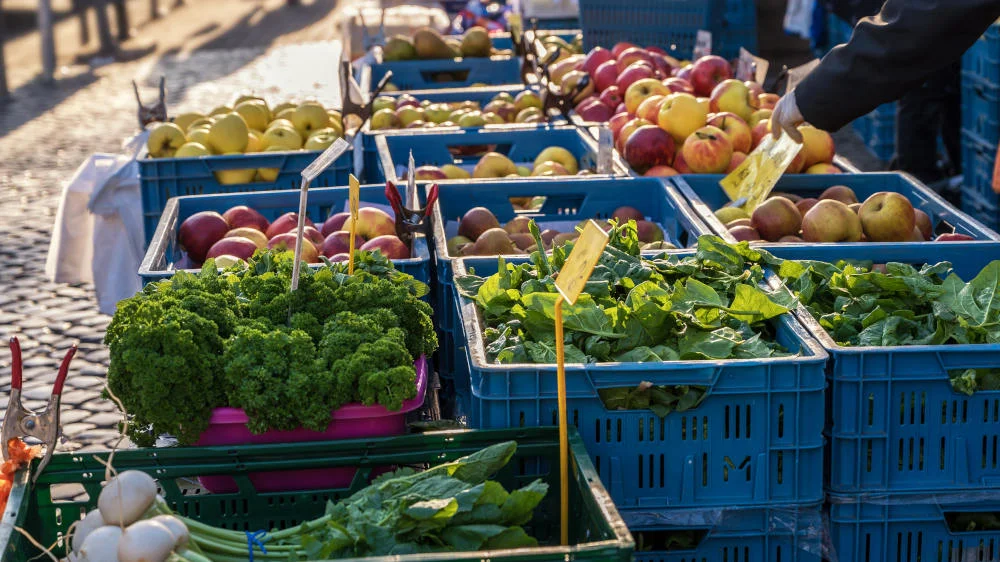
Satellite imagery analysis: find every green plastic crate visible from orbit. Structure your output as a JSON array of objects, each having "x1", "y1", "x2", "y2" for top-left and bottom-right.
[{"x1": 0, "y1": 428, "x2": 633, "y2": 562}]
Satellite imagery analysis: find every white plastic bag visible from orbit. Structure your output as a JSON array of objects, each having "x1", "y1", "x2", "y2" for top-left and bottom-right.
[{"x1": 784, "y1": 0, "x2": 815, "y2": 39}]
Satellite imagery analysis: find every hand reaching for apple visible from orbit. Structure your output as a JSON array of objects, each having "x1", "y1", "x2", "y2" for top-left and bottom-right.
[{"x1": 770, "y1": 91, "x2": 805, "y2": 143}]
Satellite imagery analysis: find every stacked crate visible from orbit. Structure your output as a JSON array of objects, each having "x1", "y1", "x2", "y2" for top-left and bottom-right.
[{"x1": 961, "y1": 24, "x2": 1000, "y2": 229}]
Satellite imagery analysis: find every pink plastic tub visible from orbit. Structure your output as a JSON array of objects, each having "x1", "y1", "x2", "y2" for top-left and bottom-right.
[{"x1": 195, "y1": 356, "x2": 427, "y2": 493}]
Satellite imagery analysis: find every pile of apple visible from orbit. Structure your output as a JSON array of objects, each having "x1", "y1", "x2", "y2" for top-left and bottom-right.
[
  {"x1": 411, "y1": 147, "x2": 588, "y2": 181},
  {"x1": 566, "y1": 42, "x2": 840, "y2": 176},
  {"x1": 446, "y1": 206, "x2": 672, "y2": 256},
  {"x1": 717, "y1": 185, "x2": 973, "y2": 243},
  {"x1": 146, "y1": 96, "x2": 348, "y2": 184},
  {"x1": 176, "y1": 204, "x2": 409, "y2": 268},
  {"x1": 368, "y1": 89, "x2": 547, "y2": 131}
]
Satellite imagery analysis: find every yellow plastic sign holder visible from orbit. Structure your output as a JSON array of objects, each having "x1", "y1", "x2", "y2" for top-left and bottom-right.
[
  {"x1": 552, "y1": 220, "x2": 609, "y2": 545},
  {"x1": 348, "y1": 174, "x2": 360, "y2": 275},
  {"x1": 719, "y1": 131, "x2": 803, "y2": 213}
]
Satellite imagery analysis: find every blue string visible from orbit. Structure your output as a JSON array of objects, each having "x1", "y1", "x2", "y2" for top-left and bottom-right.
[{"x1": 246, "y1": 530, "x2": 269, "y2": 561}]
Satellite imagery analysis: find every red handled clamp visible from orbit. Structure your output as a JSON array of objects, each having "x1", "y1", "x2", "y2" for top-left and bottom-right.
[
  {"x1": 384, "y1": 181, "x2": 439, "y2": 252},
  {"x1": 2, "y1": 337, "x2": 77, "y2": 481}
]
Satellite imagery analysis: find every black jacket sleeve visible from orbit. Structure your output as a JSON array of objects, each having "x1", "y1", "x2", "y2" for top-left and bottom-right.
[{"x1": 795, "y1": 0, "x2": 1000, "y2": 132}]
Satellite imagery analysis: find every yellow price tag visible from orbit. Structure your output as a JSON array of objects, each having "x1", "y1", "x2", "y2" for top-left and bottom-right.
[
  {"x1": 554, "y1": 220, "x2": 610, "y2": 305},
  {"x1": 348, "y1": 174, "x2": 360, "y2": 275},
  {"x1": 719, "y1": 132, "x2": 803, "y2": 213}
]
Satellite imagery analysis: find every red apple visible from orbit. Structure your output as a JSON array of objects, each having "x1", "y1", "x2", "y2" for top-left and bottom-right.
[
  {"x1": 616, "y1": 47, "x2": 655, "y2": 72},
  {"x1": 608, "y1": 112, "x2": 631, "y2": 137},
  {"x1": 343, "y1": 206, "x2": 397, "y2": 239},
  {"x1": 599, "y1": 85, "x2": 623, "y2": 109},
  {"x1": 615, "y1": 117, "x2": 653, "y2": 153},
  {"x1": 178, "y1": 211, "x2": 229, "y2": 263},
  {"x1": 266, "y1": 212, "x2": 316, "y2": 239},
  {"x1": 681, "y1": 125, "x2": 733, "y2": 174},
  {"x1": 707, "y1": 112, "x2": 752, "y2": 153},
  {"x1": 328, "y1": 253, "x2": 350, "y2": 262},
  {"x1": 303, "y1": 225, "x2": 324, "y2": 246},
  {"x1": 612, "y1": 42, "x2": 638, "y2": 58},
  {"x1": 675, "y1": 65, "x2": 693, "y2": 81},
  {"x1": 750, "y1": 120, "x2": 771, "y2": 149},
  {"x1": 593, "y1": 60, "x2": 621, "y2": 93},
  {"x1": 415, "y1": 165, "x2": 448, "y2": 180},
  {"x1": 576, "y1": 98, "x2": 614, "y2": 122},
  {"x1": 222, "y1": 205, "x2": 269, "y2": 232},
  {"x1": 786, "y1": 150, "x2": 806, "y2": 174},
  {"x1": 936, "y1": 233, "x2": 975, "y2": 242},
  {"x1": 745, "y1": 81, "x2": 764, "y2": 100},
  {"x1": 267, "y1": 233, "x2": 319, "y2": 263},
  {"x1": 726, "y1": 151, "x2": 747, "y2": 173},
  {"x1": 361, "y1": 234, "x2": 410, "y2": 259},
  {"x1": 690, "y1": 55, "x2": 733, "y2": 97},
  {"x1": 615, "y1": 102, "x2": 627, "y2": 115},
  {"x1": 635, "y1": 95, "x2": 666, "y2": 123},
  {"x1": 758, "y1": 93, "x2": 779, "y2": 110},
  {"x1": 650, "y1": 53, "x2": 674, "y2": 78},
  {"x1": 321, "y1": 212, "x2": 350, "y2": 236},
  {"x1": 616, "y1": 61, "x2": 655, "y2": 93},
  {"x1": 663, "y1": 77, "x2": 694, "y2": 94},
  {"x1": 624, "y1": 125, "x2": 676, "y2": 174},
  {"x1": 673, "y1": 150, "x2": 693, "y2": 173},
  {"x1": 582, "y1": 47, "x2": 615, "y2": 78},
  {"x1": 321, "y1": 230, "x2": 364, "y2": 257},
  {"x1": 206, "y1": 236, "x2": 259, "y2": 261},
  {"x1": 643, "y1": 165, "x2": 678, "y2": 177}
]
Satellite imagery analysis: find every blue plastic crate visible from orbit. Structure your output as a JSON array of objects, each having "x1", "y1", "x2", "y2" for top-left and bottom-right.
[
  {"x1": 373, "y1": 125, "x2": 629, "y2": 184},
  {"x1": 963, "y1": 24, "x2": 1000, "y2": 90},
  {"x1": 429, "y1": 176, "x2": 714, "y2": 383},
  {"x1": 852, "y1": 103, "x2": 896, "y2": 162},
  {"x1": 829, "y1": 494, "x2": 1000, "y2": 562},
  {"x1": 825, "y1": 13, "x2": 853, "y2": 49},
  {"x1": 673, "y1": 172, "x2": 1000, "y2": 259},
  {"x1": 962, "y1": 130, "x2": 999, "y2": 213},
  {"x1": 961, "y1": 72, "x2": 1000, "y2": 146},
  {"x1": 451, "y1": 253, "x2": 828, "y2": 510},
  {"x1": 137, "y1": 149, "x2": 352, "y2": 244},
  {"x1": 626, "y1": 505, "x2": 823, "y2": 562},
  {"x1": 763, "y1": 243, "x2": 1000, "y2": 496},
  {"x1": 578, "y1": 0, "x2": 754, "y2": 62},
  {"x1": 138, "y1": 185, "x2": 432, "y2": 288},
  {"x1": 359, "y1": 56, "x2": 522, "y2": 94},
  {"x1": 360, "y1": 85, "x2": 557, "y2": 180}
]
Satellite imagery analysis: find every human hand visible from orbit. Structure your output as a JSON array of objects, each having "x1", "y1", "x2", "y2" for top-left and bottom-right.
[{"x1": 770, "y1": 91, "x2": 804, "y2": 143}]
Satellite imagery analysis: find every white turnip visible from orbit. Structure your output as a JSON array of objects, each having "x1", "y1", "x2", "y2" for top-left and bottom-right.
[
  {"x1": 118, "y1": 520, "x2": 175, "y2": 562},
  {"x1": 78, "y1": 526, "x2": 122, "y2": 562},
  {"x1": 98, "y1": 471, "x2": 157, "y2": 526},
  {"x1": 70, "y1": 509, "x2": 105, "y2": 554},
  {"x1": 151, "y1": 515, "x2": 189, "y2": 550}
]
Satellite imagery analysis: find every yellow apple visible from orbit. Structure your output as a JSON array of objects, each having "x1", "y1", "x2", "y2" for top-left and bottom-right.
[
  {"x1": 147, "y1": 122, "x2": 187, "y2": 158},
  {"x1": 261, "y1": 126, "x2": 303, "y2": 150},
  {"x1": 472, "y1": 152, "x2": 517, "y2": 178},
  {"x1": 696, "y1": 97, "x2": 710, "y2": 114},
  {"x1": 214, "y1": 153, "x2": 257, "y2": 185},
  {"x1": 207, "y1": 113, "x2": 250, "y2": 154},
  {"x1": 624, "y1": 78, "x2": 670, "y2": 115},
  {"x1": 272, "y1": 101, "x2": 297, "y2": 116},
  {"x1": 257, "y1": 145, "x2": 287, "y2": 182},
  {"x1": 234, "y1": 101, "x2": 271, "y2": 132},
  {"x1": 187, "y1": 128, "x2": 212, "y2": 149},
  {"x1": 291, "y1": 104, "x2": 330, "y2": 137},
  {"x1": 246, "y1": 131, "x2": 264, "y2": 153},
  {"x1": 234, "y1": 94, "x2": 266, "y2": 107},
  {"x1": 748, "y1": 109, "x2": 773, "y2": 128},
  {"x1": 534, "y1": 146, "x2": 579, "y2": 174},
  {"x1": 209, "y1": 105, "x2": 233, "y2": 116},
  {"x1": 173, "y1": 112, "x2": 205, "y2": 132},
  {"x1": 326, "y1": 119, "x2": 344, "y2": 138},
  {"x1": 304, "y1": 128, "x2": 341, "y2": 150},
  {"x1": 440, "y1": 164, "x2": 471, "y2": 179},
  {"x1": 267, "y1": 118, "x2": 295, "y2": 131},
  {"x1": 531, "y1": 161, "x2": 570, "y2": 176},
  {"x1": 658, "y1": 93, "x2": 708, "y2": 144},
  {"x1": 174, "y1": 141, "x2": 210, "y2": 158},
  {"x1": 798, "y1": 125, "x2": 836, "y2": 168},
  {"x1": 275, "y1": 108, "x2": 295, "y2": 121},
  {"x1": 327, "y1": 110, "x2": 343, "y2": 128},
  {"x1": 186, "y1": 117, "x2": 215, "y2": 131}
]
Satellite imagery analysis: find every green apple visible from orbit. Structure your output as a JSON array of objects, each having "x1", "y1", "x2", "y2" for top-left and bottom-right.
[
  {"x1": 267, "y1": 118, "x2": 294, "y2": 132},
  {"x1": 458, "y1": 111, "x2": 487, "y2": 128},
  {"x1": 440, "y1": 164, "x2": 471, "y2": 179},
  {"x1": 481, "y1": 112, "x2": 505, "y2": 125},
  {"x1": 234, "y1": 101, "x2": 270, "y2": 131},
  {"x1": 271, "y1": 101, "x2": 297, "y2": 116},
  {"x1": 370, "y1": 108, "x2": 401, "y2": 130},
  {"x1": 396, "y1": 106, "x2": 425, "y2": 126},
  {"x1": 472, "y1": 152, "x2": 517, "y2": 178},
  {"x1": 514, "y1": 90, "x2": 542, "y2": 113},
  {"x1": 261, "y1": 126, "x2": 303, "y2": 150},
  {"x1": 534, "y1": 146, "x2": 579, "y2": 174},
  {"x1": 515, "y1": 107, "x2": 543, "y2": 123},
  {"x1": 291, "y1": 103, "x2": 330, "y2": 138},
  {"x1": 186, "y1": 116, "x2": 215, "y2": 131},
  {"x1": 147, "y1": 122, "x2": 187, "y2": 158},
  {"x1": 425, "y1": 103, "x2": 452, "y2": 124},
  {"x1": 492, "y1": 92, "x2": 515, "y2": 104},
  {"x1": 304, "y1": 128, "x2": 341, "y2": 150},
  {"x1": 516, "y1": 166, "x2": 531, "y2": 176},
  {"x1": 173, "y1": 112, "x2": 205, "y2": 132},
  {"x1": 186, "y1": 128, "x2": 212, "y2": 149},
  {"x1": 275, "y1": 108, "x2": 295, "y2": 121},
  {"x1": 372, "y1": 95, "x2": 397, "y2": 113},
  {"x1": 207, "y1": 113, "x2": 250, "y2": 154},
  {"x1": 234, "y1": 94, "x2": 266, "y2": 106},
  {"x1": 174, "y1": 141, "x2": 210, "y2": 158}
]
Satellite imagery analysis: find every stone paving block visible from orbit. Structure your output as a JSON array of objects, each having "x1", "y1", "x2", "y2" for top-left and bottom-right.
[
  {"x1": 70, "y1": 374, "x2": 106, "y2": 388},
  {"x1": 21, "y1": 385, "x2": 54, "y2": 401},
  {"x1": 62, "y1": 422, "x2": 97, "y2": 437},
  {"x1": 87, "y1": 412, "x2": 122, "y2": 427},
  {"x1": 59, "y1": 409, "x2": 91, "y2": 424}
]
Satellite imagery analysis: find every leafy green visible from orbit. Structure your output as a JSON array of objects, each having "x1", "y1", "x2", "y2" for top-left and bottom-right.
[
  {"x1": 105, "y1": 250, "x2": 437, "y2": 444},
  {"x1": 283, "y1": 441, "x2": 547, "y2": 557}
]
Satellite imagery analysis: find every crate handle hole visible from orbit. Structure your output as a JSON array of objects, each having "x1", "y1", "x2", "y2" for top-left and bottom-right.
[{"x1": 419, "y1": 69, "x2": 471, "y2": 84}]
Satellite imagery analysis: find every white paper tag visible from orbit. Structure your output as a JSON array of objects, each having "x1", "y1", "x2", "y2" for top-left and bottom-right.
[
  {"x1": 301, "y1": 138, "x2": 351, "y2": 183},
  {"x1": 736, "y1": 48, "x2": 755, "y2": 81},
  {"x1": 693, "y1": 30, "x2": 712, "y2": 59},
  {"x1": 597, "y1": 126, "x2": 613, "y2": 174},
  {"x1": 786, "y1": 58, "x2": 820, "y2": 93},
  {"x1": 754, "y1": 54, "x2": 770, "y2": 85},
  {"x1": 407, "y1": 151, "x2": 417, "y2": 209}
]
